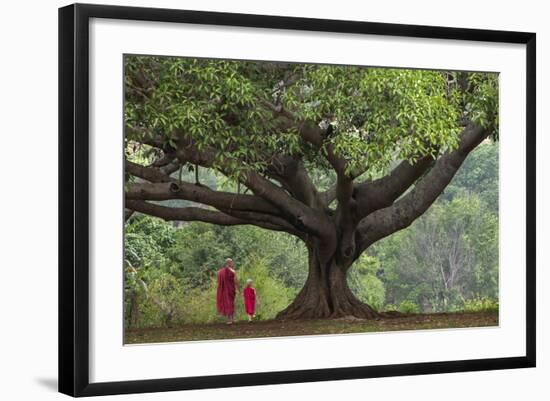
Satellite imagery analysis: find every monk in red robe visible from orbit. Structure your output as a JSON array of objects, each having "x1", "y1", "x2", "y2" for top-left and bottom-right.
[
  {"x1": 216, "y1": 258, "x2": 238, "y2": 324},
  {"x1": 243, "y1": 278, "x2": 256, "y2": 322}
]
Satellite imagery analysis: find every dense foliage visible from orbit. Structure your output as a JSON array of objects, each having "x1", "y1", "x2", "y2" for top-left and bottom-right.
[{"x1": 125, "y1": 57, "x2": 497, "y2": 179}]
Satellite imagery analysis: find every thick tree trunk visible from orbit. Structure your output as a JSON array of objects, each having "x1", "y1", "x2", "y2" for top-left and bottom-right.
[{"x1": 277, "y1": 243, "x2": 379, "y2": 320}]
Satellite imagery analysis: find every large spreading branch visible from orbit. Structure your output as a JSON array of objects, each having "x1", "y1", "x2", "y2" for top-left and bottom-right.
[
  {"x1": 353, "y1": 155, "x2": 436, "y2": 219},
  {"x1": 265, "y1": 155, "x2": 325, "y2": 210},
  {"x1": 125, "y1": 200, "x2": 298, "y2": 234},
  {"x1": 126, "y1": 200, "x2": 242, "y2": 225},
  {"x1": 126, "y1": 182, "x2": 300, "y2": 233},
  {"x1": 126, "y1": 166, "x2": 279, "y2": 216},
  {"x1": 126, "y1": 151, "x2": 329, "y2": 238},
  {"x1": 174, "y1": 134, "x2": 332, "y2": 238},
  {"x1": 125, "y1": 156, "x2": 307, "y2": 236},
  {"x1": 355, "y1": 123, "x2": 489, "y2": 254}
]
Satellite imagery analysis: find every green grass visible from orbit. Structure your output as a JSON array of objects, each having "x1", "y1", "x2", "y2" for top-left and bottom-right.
[{"x1": 125, "y1": 311, "x2": 498, "y2": 344}]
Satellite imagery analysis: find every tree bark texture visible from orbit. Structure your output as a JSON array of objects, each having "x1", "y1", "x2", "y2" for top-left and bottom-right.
[{"x1": 277, "y1": 241, "x2": 378, "y2": 319}]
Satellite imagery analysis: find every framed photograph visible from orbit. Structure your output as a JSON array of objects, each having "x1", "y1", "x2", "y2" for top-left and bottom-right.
[{"x1": 59, "y1": 3, "x2": 536, "y2": 397}]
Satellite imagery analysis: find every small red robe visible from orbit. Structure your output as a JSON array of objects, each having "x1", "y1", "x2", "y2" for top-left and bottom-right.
[
  {"x1": 243, "y1": 286, "x2": 256, "y2": 315},
  {"x1": 216, "y1": 267, "x2": 236, "y2": 316}
]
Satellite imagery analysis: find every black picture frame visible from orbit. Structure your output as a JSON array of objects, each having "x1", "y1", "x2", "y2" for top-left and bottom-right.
[{"x1": 59, "y1": 3, "x2": 536, "y2": 397}]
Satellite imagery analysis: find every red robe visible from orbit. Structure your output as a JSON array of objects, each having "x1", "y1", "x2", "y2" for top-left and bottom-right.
[
  {"x1": 243, "y1": 286, "x2": 256, "y2": 315},
  {"x1": 216, "y1": 267, "x2": 236, "y2": 316}
]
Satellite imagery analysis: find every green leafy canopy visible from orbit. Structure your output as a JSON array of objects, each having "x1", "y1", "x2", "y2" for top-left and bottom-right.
[{"x1": 124, "y1": 56, "x2": 498, "y2": 179}]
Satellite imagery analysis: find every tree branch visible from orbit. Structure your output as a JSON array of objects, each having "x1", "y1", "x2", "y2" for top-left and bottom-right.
[
  {"x1": 175, "y1": 134, "x2": 332, "y2": 237},
  {"x1": 258, "y1": 98, "x2": 347, "y2": 175},
  {"x1": 125, "y1": 200, "x2": 243, "y2": 225},
  {"x1": 125, "y1": 200, "x2": 295, "y2": 234},
  {"x1": 126, "y1": 180, "x2": 280, "y2": 216},
  {"x1": 354, "y1": 155, "x2": 436, "y2": 218},
  {"x1": 126, "y1": 160, "x2": 173, "y2": 183},
  {"x1": 356, "y1": 123, "x2": 489, "y2": 253},
  {"x1": 320, "y1": 185, "x2": 338, "y2": 207},
  {"x1": 150, "y1": 152, "x2": 176, "y2": 168},
  {"x1": 216, "y1": 207, "x2": 305, "y2": 238},
  {"x1": 125, "y1": 126, "x2": 171, "y2": 151},
  {"x1": 265, "y1": 155, "x2": 324, "y2": 209}
]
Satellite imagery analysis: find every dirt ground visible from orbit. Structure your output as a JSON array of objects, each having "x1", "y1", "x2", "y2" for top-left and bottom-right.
[{"x1": 124, "y1": 311, "x2": 498, "y2": 344}]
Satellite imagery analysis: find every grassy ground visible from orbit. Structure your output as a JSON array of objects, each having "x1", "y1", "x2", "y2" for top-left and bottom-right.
[{"x1": 125, "y1": 311, "x2": 498, "y2": 344}]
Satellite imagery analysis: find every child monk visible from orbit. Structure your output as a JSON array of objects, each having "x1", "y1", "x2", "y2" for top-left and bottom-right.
[{"x1": 243, "y1": 278, "x2": 256, "y2": 322}]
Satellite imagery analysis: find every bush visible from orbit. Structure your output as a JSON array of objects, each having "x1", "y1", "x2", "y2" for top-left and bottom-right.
[
  {"x1": 348, "y1": 254, "x2": 385, "y2": 311},
  {"x1": 234, "y1": 254, "x2": 294, "y2": 321},
  {"x1": 352, "y1": 275, "x2": 385, "y2": 312},
  {"x1": 463, "y1": 297, "x2": 499, "y2": 312},
  {"x1": 397, "y1": 300, "x2": 419, "y2": 314},
  {"x1": 181, "y1": 284, "x2": 218, "y2": 324},
  {"x1": 140, "y1": 273, "x2": 186, "y2": 327},
  {"x1": 383, "y1": 301, "x2": 419, "y2": 314}
]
